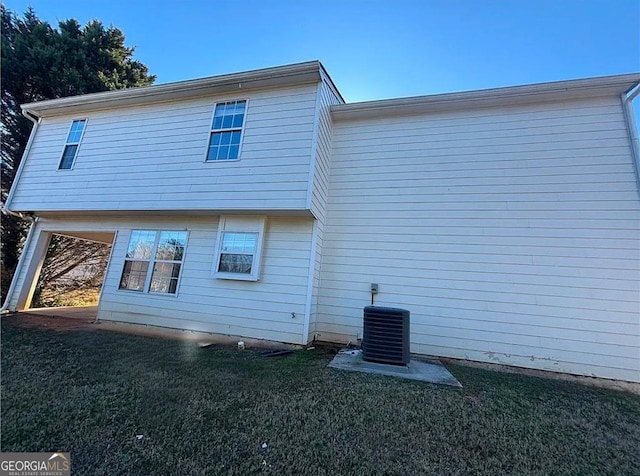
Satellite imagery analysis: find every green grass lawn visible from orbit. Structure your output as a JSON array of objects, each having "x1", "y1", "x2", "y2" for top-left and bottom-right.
[{"x1": 1, "y1": 320, "x2": 639, "y2": 475}]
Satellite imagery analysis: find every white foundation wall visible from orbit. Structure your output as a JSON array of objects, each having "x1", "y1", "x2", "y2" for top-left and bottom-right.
[
  {"x1": 15, "y1": 215, "x2": 314, "y2": 344},
  {"x1": 316, "y1": 95, "x2": 640, "y2": 382}
]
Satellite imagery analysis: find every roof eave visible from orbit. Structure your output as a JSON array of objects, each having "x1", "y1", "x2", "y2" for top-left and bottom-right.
[
  {"x1": 22, "y1": 61, "x2": 323, "y2": 117},
  {"x1": 331, "y1": 73, "x2": 640, "y2": 121}
]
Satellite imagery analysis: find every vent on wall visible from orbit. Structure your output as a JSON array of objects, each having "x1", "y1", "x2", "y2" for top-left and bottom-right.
[{"x1": 362, "y1": 306, "x2": 410, "y2": 366}]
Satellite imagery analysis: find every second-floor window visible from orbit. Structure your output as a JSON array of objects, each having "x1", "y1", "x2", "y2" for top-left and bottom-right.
[
  {"x1": 59, "y1": 119, "x2": 86, "y2": 169},
  {"x1": 206, "y1": 100, "x2": 246, "y2": 161}
]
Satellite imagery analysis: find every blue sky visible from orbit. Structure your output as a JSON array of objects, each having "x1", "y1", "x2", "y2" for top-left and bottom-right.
[{"x1": 3, "y1": 0, "x2": 639, "y2": 102}]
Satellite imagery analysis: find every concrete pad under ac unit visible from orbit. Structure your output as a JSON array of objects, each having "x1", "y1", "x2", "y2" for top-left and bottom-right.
[{"x1": 329, "y1": 349, "x2": 462, "y2": 387}]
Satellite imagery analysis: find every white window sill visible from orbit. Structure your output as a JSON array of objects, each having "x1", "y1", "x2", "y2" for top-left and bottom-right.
[
  {"x1": 213, "y1": 272, "x2": 259, "y2": 282},
  {"x1": 204, "y1": 158, "x2": 241, "y2": 164}
]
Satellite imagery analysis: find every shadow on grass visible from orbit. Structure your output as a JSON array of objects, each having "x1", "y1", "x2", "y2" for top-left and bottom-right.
[{"x1": 1, "y1": 320, "x2": 639, "y2": 475}]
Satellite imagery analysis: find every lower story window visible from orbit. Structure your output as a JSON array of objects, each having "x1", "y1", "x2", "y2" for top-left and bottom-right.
[
  {"x1": 119, "y1": 230, "x2": 188, "y2": 294},
  {"x1": 213, "y1": 216, "x2": 265, "y2": 281},
  {"x1": 218, "y1": 232, "x2": 257, "y2": 274}
]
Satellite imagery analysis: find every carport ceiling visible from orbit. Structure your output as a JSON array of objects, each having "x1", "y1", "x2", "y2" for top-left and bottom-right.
[{"x1": 54, "y1": 231, "x2": 115, "y2": 244}]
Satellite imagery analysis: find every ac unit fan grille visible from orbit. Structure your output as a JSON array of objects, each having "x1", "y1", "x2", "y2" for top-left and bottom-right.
[{"x1": 362, "y1": 306, "x2": 410, "y2": 366}]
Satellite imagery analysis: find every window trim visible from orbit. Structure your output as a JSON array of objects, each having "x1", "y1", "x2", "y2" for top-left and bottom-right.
[
  {"x1": 58, "y1": 118, "x2": 88, "y2": 170},
  {"x1": 212, "y1": 216, "x2": 266, "y2": 281},
  {"x1": 118, "y1": 229, "x2": 189, "y2": 296},
  {"x1": 203, "y1": 98, "x2": 249, "y2": 163}
]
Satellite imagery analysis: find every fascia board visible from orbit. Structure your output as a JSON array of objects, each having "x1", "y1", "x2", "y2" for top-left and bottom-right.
[
  {"x1": 331, "y1": 73, "x2": 640, "y2": 120},
  {"x1": 22, "y1": 61, "x2": 322, "y2": 117}
]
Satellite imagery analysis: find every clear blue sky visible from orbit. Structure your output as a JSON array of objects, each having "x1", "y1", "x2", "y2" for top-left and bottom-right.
[{"x1": 3, "y1": 0, "x2": 640, "y2": 102}]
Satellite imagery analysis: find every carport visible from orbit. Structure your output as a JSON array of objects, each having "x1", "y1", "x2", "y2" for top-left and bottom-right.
[{"x1": 7, "y1": 224, "x2": 116, "y2": 313}]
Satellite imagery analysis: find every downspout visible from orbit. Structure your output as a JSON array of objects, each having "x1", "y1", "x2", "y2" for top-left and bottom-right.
[
  {"x1": 621, "y1": 83, "x2": 640, "y2": 199},
  {"x1": 1, "y1": 109, "x2": 41, "y2": 313}
]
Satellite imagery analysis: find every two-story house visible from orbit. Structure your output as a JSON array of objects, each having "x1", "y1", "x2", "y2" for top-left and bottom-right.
[{"x1": 3, "y1": 61, "x2": 639, "y2": 382}]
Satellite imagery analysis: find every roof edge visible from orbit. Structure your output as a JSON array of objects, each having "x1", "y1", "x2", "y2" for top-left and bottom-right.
[
  {"x1": 331, "y1": 73, "x2": 640, "y2": 120},
  {"x1": 317, "y1": 62, "x2": 346, "y2": 104},
  {"x1": 22, "y1": 61, "x2": 324, "y2": 117}
]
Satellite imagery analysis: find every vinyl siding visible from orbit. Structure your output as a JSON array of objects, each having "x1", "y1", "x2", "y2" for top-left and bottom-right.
[
  {"x1": 10, "y1": 84, "x2": 318, "y2": 212},
  {"x1": 310, "y1": 77, "x2": 343, "y2": 221},
  {"x1": 306, "y1": 78, "x2": 343, "y2": 341},
  {"x1": 316, "y1": 95, "x2": 640, "y2": 382},
  {"x1": 14, "y1": 215, "x2": 313, "y2": 344}
]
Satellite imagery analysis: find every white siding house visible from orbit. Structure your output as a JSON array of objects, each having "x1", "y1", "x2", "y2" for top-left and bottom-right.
[{"x1": 3, "y1": 61, "x2": 639, "y2": 382}]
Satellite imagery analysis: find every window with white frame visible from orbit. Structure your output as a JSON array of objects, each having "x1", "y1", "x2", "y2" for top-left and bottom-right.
[
  {"x1": 119, "y1": 230, "x2": 188, "y2": 294},
  {"x1": 213, "y1": 216, "x2": 265, "y2": 281},
  {"x1": 206, "y1": 100, "x2": 247, "y2": 161},
  {"x1": 58, "y1": 119, "x2": 87, "y2": 169}
]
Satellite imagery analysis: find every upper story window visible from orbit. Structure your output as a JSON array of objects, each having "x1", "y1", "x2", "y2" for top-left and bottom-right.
[
  {"x1": 119, "y1": 230, "x2": 188, "y2": 294},
  {"x1": 206, "y1": 100, "x2": 247, "y2": 161},
  {"x1": 58, "y1": 119, "x2": 86, "y2": 169}
]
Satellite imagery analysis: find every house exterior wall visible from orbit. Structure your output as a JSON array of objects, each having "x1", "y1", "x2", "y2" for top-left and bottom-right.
[
  {"x1": 6, "y1": 67, "x2": 639, "y2": 382},
  {"x1": 12, "y1": 214, "x2": 314, "y2": 344},
  {"x1": 9, "y1": 84, "x2": 318, "y2": 213},
  {"x1": 309, "y1": 75, "x2": 344, "y2": 221},
  {"x1": 306, "y1": 77, "x2": 344, "y2": 341},
  {"x1": 316, "y1": 95, "x2": 640, "y2": 382}
]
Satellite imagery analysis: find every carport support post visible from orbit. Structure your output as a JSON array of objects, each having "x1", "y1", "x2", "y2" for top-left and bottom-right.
[{"x1": 13, "y1": 229, "x2": 52, "y2": 311}]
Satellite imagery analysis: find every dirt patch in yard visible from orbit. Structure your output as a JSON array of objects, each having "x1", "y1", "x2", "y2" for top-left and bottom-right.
[
  {"x1": 1, "y1": 312, "x2": 97, "y2": 332},
  {"x1": 440, "y1": 356, "x2": 640, "y2": 396},
  {"x1": 1, "y1": 311, "x2": 299, "y2": 352}
]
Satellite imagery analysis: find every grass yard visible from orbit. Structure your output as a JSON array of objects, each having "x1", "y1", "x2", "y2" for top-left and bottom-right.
[{"x1": 1, "y1": 318, "x2": 639, "y2": 475}]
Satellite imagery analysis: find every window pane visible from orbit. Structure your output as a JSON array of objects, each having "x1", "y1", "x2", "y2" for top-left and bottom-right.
[
  {"x1": 220, "y1": 131, "x2": 232, "y2": 145},
  {"x1": 212, "y1": 100, "x2": 246, "y2": 131},
  {"x1": 119, "y1": 260, "x2": 149, "y2": 291},
  {"x1": 207, "y1": 145, "x2": 219, "y2": 161},
  {"x1": 232, "y1": 114, "x2": 244, "y2": 128},
  {"x1": 228, "y1": 145, "x2": 239, "y2": 160},
  {"x1": 150, "y1": 262, "x2": 181, "y2": 293},
  {"x1": 126, "y1": 230, "x2": 156, "y2": 259},
  {"x1": 222, "y1": 232, "x2": 257, "y2": 253},
  {"x1": 218, "y1": 146, "x2": 229, "y2": 160},
  {"x1": 156, "y1": 231, "x2": 187, "y2": 260},
  {"x1": 67, "y1": 120, "x2": 86, "y2": 143},
  {"x1": 231, "y1": 131, "x2": 241, "y2": 145},
  {"x1": 58, "y1": 145, "x2": 78, "y2": 169},
  {"x1": 218, "y1": 254, "x2": 253, "y2": 274}
]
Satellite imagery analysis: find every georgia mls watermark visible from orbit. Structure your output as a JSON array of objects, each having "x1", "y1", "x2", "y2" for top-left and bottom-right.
[{"x1": 0, "y1": 453, "x2": 70, "y2": 476}]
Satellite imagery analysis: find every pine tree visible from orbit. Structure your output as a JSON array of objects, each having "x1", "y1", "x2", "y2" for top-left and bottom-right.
[{"x1": 1, "y1": 6, "x2": 155, "y2": 300}]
